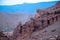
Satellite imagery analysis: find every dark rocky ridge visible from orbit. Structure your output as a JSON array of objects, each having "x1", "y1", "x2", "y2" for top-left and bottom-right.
[{"x1": 0, "y1": 32, "x2": 10, "y2": 40}]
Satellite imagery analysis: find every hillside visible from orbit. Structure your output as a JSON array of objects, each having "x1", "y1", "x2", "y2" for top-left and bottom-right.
[
  {"x1": 0, "y1": 12, "x2": 34, "y2": 32},
  {"x1": 0, "y1": 1, "x2": 60, "y2": 40},
  {"x1": 12, "y1": 1, "x2": 60, "y2": 40}
]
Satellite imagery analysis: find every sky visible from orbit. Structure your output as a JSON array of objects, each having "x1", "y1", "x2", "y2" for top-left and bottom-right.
[{"x1": 0, "y1": 0, "x2": 59, "y2": 5}]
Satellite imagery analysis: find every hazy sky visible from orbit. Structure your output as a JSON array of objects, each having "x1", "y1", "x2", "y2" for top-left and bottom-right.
[{"x1": 0, "y1": 0, "x2": 59, "y2": 5}]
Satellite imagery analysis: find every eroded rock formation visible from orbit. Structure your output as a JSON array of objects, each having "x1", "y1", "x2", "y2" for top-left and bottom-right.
[
  {"x1": 12, "y1": 1, "x2": 60, "y2": 40},
  {"x1": 0, "y1": 32, "x2": 10, "y2": 40},
  {"x1": 1, "y1": 1, "x2": 60, "y2": 40}
]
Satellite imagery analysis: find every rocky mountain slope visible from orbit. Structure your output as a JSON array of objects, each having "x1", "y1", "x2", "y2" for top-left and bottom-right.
[
  {"x1": 10, "y1": 1, "x2": 60, "y2": 40},
  {"x1": 0, "y1": 12, "x2": 34, "y2": 32},
  {"x1": 0, "y1": 1, "x2": 60, "y2": 40}
]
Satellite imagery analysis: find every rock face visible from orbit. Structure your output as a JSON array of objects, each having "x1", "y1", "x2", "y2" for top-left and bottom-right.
[
  {"x1": 35, "y1": 9, "x2": 47, "y2": 18},
  {"x1": 12, "y1": 1, "x2": 60, "y2": 40},
  {"x1": 0, "y1": 32, "x2": 10, "y2": 40},
  {"x1": 3, "y1": 1, "x2": 60, "y2": 40}
]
